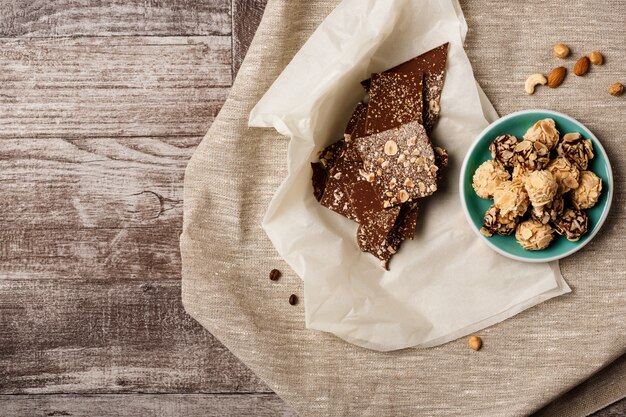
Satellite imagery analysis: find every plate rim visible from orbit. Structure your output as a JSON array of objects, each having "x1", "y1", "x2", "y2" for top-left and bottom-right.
[{"x1": 459, "y1": 109, "x2": 614, "y2": 263}]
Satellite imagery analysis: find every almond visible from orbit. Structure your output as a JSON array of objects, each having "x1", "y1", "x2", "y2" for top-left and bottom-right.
[
  {"x1": 547, "y1": 66, "x2": 566, "y2": 88},
  {"x1": 574, "y1": 56, "x2": 590, "y2": 76}
]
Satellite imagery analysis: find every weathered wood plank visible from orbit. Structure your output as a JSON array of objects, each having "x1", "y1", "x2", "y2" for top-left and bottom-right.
[
  {"x1": 0, "y1": 137, "x2": 198, "y2": 229},
  {"x1": 0, "y1": 394, "x2": 296, "y2": 417},
  {"x1": 0, "y1": 0, "x2": 231, "y2": 37},
  {"x1": 232, "y1": 0, "x2": 267, "y2": 75},
  {"x1": 592, "y1": 398, "x2": 626, "y2": 417},
  {"x1": 0, "y1": 36, "x2": 231, "y2": 138},
  {"x1": 0, "y1": 280, "x2": 269, "y2": 394}
]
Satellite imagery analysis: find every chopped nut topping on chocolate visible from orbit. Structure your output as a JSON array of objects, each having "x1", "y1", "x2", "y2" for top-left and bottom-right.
[
  {"x1": 556, "y1": 132, "x2": 594, "y2": 170},
  {"x1": 472, "y1": 160, "x2": 511, "y2": 199},
  {"x1": 516, "y1": 219, "x2": 554, "y2": 250},
  {"x1": 489, "y1": 134, "x2": 519, "y2": 167},
  {"x1": 554, "y1": 208, "x2": 589, "y2": 242},
  {"x1": 571, "y1": 170, "x2": 602, "y2": 210},
  {"x1": 493, "y1": 180, "x2": 529, "y2": 217},
  {"x1": 523, "y1": 118, "x2": 560, "y2": 151},
  {"x1": 524, "y1": 170, "x2": 558, "y2": 208}
]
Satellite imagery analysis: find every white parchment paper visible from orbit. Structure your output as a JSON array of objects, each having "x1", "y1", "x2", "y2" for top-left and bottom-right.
[{"x1": 249, "y1": 0, "x2": 570, "y2": 351}]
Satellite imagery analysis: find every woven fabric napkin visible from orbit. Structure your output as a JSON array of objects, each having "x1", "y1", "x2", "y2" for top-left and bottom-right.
[{"x1": 181, "y1": 0, "x2": 626, "y2": 415}]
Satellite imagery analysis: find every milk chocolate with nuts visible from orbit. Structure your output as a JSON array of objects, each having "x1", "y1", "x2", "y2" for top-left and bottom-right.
[
  {"x1": 556, "y1": 132, "x2": 594, "y2": 171},
  {"x1": 318, "y1": 139, "x2": 346, "y2": 170},
  {"x1": 318, "y1": 154, "x2": 362, "y2": 221},
  {"x1": 554, "y1": 208, "x2": 588, "y2": 242},
  {"x1": 362, "y1": 43, "x2": 449, "y2": 132},
  {"x1": 365, "y1": 72, "x2": 423, "y2": 135},
  {"x1": 490, "y1": 134, "x2": 519, "y2": 167},
  {"x1": 342, "y1": 103, "x2": 368, "y2": 161},
  {"x1": 311, "y1": 162, "x2": 328, "y2": 202},
  {"x1": 355, "y1": 121, "x2": 438, "y2": 207}
]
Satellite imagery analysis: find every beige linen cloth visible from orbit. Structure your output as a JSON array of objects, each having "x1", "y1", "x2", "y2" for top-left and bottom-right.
[{"x1": 181, "y1": 0, "x2": 626, "y2": 415}]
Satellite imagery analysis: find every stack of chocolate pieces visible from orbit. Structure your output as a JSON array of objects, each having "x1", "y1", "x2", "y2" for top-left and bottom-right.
[{"x1": 311, "y1": 43, "x2": 450, "y2": 269}]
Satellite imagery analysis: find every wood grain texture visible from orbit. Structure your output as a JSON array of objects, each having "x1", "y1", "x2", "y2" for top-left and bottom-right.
[
  {"x1": 0, "y1": 280, "x2": 268, "y2": 394},
  {"x1": 0, "y1": 36, "x2": 231, "y2": 138},
  {"x1": 0, "y1": 394, "x2": 296, "y2": 417},
  {"x1": 0, "y1": 137, "x2": 197, "y2": 229},
  {"x1": 232, "y1": 0, "x2": 268, "y2": 75},
  {"x1": 0, "y1": 0, "x2": 231, "y2": 37},
  {"x1": 592, "y1": 398, "x2": 626, "y2": 417}
]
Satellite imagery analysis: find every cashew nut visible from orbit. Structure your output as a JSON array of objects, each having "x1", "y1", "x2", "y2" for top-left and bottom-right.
[{"x1": 525, "y1": 73, "x2": 548, "y2": 95}]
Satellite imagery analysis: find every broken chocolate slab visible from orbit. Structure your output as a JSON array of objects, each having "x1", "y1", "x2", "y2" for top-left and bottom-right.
[
  {"x1": 318, "y1": 139, "x2": 346, "y2": 170},
  {"x1": 318, "y1": 154, "x2": 363, "y2": 221},
  {"x1": 357, "y1": 225, "x2": 404, "y2": 270},
  {"x1": 355, "y1": 121, "x2": 438, "y2": 207},
  {"x1": 342, "y1": 103, "x2": 368, "y2": 162},
  {"x1": 349, "y1": 180, "x2": 401, "y2": 248},
  {"x1": 362, "y1": 43, "x2": 449, "y2": 132},
  {"x1": 434, "y1": 146, "x2": 449, "y2": 180},
  {"x1": 311, "y1": 162, "x2": 328, "y2": 202},
  {"x1": 365, "y1": 72, "x2": 423, "y2": 135},
  {"x1": 395, "y1": 203, "x2": 419, "y2": 241},
  {"x1": 344, "y1": 102, "x2": 367, "y2": 141}
]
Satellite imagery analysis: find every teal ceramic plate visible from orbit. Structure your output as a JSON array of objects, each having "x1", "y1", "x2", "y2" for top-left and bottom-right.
[{"x1": 460, "y1": 110, "x2": 613, "y2": 263}]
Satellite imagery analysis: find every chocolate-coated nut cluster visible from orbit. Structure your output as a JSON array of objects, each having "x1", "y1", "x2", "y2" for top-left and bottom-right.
[
  {"x1": 557, "y1": 132, "x2": 594, "y2": 170},
  {"x1": 472, "y1": 118, "x2": 603, "y2": 251},
  {"x1": 481, "y1": 205, "x2": 517, "y2": 237},
  {"x1": 489, "y1": 134, "x2": 518, "y2": 167},
  {"x1": 554, "y1": 208, "x2": 589, "y2": 242}
]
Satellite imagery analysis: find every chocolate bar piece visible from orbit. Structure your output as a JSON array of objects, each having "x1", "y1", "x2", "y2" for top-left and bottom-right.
[
  {"x1": 318, "y1": 154, "x2": 362, "y2": 221},
  {"x1": 357, "y1": 225, "x2": 404, "y2": 270},
  {"x1": 344, "y1": 102, "x2": 367, "y2": 141},
  {"x1": 343, "y1": 103, "x2": 368, "y2": 162},
  {"x1": 362, "y1": 43, "x2": 449, "y2": 132},
  {"x1": 318, "y1": 139, "x2": 346, "y2": 170},
  {"x1": 311, "y1": 162, "x2": 328, "y2": 202},
  {"x1": 356, "y1": 121, "x2": 438, "y2": 207},
  {"x1": 349, "y1": 181, "x2": 401, "y2": 251},
  {"x1": 365, "y1": 72, "x2": 423, "y2": 135},
  {"x1": 395, "y1": 203, "x2": 419, "y2": 240}
]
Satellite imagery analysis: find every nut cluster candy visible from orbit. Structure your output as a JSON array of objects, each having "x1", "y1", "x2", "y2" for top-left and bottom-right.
[
  {"x1": 312, "y1": 43, "x2": 450, "y2": 269},
  {"x1": 472, "y1": 160, "x2": 511, "y2": 199},
  {"x1": 472, "y1": 118, "x2": 602, "y2": 251},
  {"x1": 489, "y1": 134, "x2": 518, "y2": 167},
  {"x1": 556, "y1": 132, "x2": 594, "y2": 170}
]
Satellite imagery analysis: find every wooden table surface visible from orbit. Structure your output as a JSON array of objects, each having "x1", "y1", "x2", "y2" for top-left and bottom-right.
[{"x1": 0, "y1": 1, "x2": 623, "y2": 416}]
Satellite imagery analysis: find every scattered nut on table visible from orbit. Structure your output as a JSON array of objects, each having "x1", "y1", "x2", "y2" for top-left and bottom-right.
[
  {"x1": 547, "y1": 66, "x2": 566, "y2": 88},
  {"x1": 525, "y1": 73, "x2": 547, "y2": 95},
  {"x1": 589, "y1": 51, "x2": 603, "y2": 65},
  {"x1": 609, "y1": 82, "x2": 624, "y2": 97},
  {"x1": 468, "y1": 335, "x2": 482, "y2": 351},
  {"x1": 573, "y1": 56, "x2": 590, "y2": 76},
  {"x1": 553, "y1": 43, "x2": 570, "y2": 59}
]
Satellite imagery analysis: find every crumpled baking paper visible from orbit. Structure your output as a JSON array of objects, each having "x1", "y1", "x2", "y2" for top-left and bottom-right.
[{"x1": 249, "y1": 0, "x2": 570, "y2": 351}]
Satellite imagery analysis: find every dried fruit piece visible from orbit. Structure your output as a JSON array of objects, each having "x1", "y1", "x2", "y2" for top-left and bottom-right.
[
  {"x1": 589, "y1": 51, "x2": 603, "y2": 65},
  {"x1": 574, "y1": 56, "x2": 590, "y2": 76},
  {"x1": 547, "y1": 66, "x2": 566, "y2": 88},
  {"x1": 553, "y1": 43, "x2": 570, "y2": 59},
  {"x1": 489, "y1": 134, "x2": 519, "y2": 167},
  {"x1": 609, "y1": 82, "x2": 624, "y2": 97},
  {"x1": 554, "y1": 209, "x2": 589, "y2": 242},
  {"x1": 525, "y1": 73, "x2": 547, "y2": 94}
]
